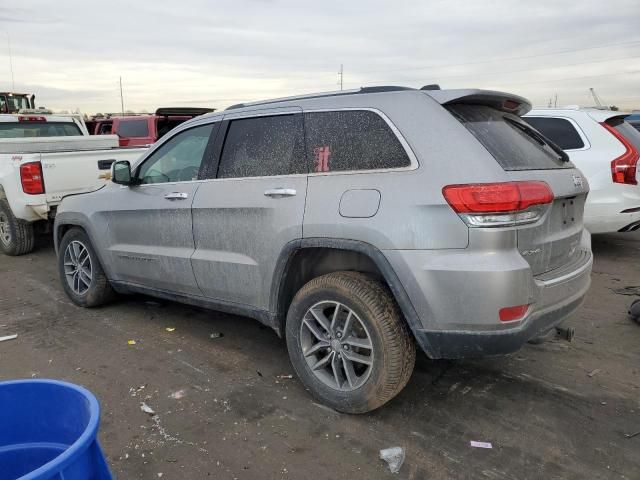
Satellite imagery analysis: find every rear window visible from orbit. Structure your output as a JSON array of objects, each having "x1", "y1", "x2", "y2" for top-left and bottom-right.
[
  {"x1": 0, "y1": 121, "x2": 82, "y2": 138},
  {"x1": 523, "y1": 117, "x2": 585, "y2": 150},
  {"x1": 117, "y1": 119, "x2": 149, "y2": 137},
  {"x1": 447, "y1": 105, "x2": 572, "y2": 171}
]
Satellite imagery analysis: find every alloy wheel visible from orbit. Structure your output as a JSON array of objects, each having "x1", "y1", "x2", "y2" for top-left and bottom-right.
[
  {"x1": 63, "y1": 240, "x2": 93, "y2": 295},
  {"x1": 300, "y1": 301, "x2": 374, "y2": 391},
  {"x1": 0, "y1": 212, "x2": 11, "y2": 247}
]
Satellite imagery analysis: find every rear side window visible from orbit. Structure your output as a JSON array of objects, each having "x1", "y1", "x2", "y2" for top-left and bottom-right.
[
  {"x1": 0, "y1": 122, "x2": 82, "y2": 138},
  {"x1": 117, "y1": 119, "x2": 149, "y2": 137},
  {"x1": 448, "y1": 105, "x2": 572, "y2": 171},
  {"x1": 304, "y1": 110, "x2": 410, "y2": 172},
  {"x1": 218, "y1": 114, "x2": 305, "y2": 178},
  {"x1": 523, "y1": 117, "x2": 585, "y2": 150}
]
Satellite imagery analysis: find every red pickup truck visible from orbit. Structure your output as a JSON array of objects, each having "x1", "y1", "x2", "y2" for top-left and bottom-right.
[{"x1": 88, "y1": 107, "x2": 214, "y2": 146}]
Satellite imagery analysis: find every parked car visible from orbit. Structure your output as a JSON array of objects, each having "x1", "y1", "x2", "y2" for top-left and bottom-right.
[
  {"x1": 0, "y1": 112, "x2": 147, "y2": 255},
  {"x1": 90, "y1": 108, "x2": 214, "y2": 147},
  {"x1": 524, "y1": 108, "x2": 640, "y2": 234},
  {"x1": 54, "y1": 86, "x2": 592, "y2": 413}
]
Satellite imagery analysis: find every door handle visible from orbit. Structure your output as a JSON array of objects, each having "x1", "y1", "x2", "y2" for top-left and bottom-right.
[
  {"x1": 164, "y1": 192, "x2": 189, "y2": 200},
  {"x1": 264, "y1": 188, "x2": 297, "y2": 198}
]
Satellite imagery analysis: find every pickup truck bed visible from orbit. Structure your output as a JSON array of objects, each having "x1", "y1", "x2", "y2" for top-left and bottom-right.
[{"x1": 0, "y1": 134, "x2": 146, "y2": 255}]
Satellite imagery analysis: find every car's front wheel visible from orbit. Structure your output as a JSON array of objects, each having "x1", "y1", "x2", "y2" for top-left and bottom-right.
[
  {"x1": 58, "y1": 228, "x2": 114, "y2": 307},
  {"x1": 286, "y1": 272, "x2": 415, "y2": 413}
]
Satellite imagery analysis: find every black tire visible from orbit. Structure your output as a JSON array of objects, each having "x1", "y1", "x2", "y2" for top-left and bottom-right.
[
  {"x1": 0, "y1": 199, "x2": 35, "y2": 256},
  {"x1": 286, "y1": 271, "x2": 415, "y2": 414},
  {"x1": 630, "y1": 299, "x2": 640, "y2": 323},
  {"x1": 58, "y1": 227, "x2": 114, "y2": 307}
]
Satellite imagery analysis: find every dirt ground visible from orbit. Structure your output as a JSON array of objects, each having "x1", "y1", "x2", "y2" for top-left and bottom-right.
[{"x1": 1, "y1": 232, "x2": 639, "y2": 479}]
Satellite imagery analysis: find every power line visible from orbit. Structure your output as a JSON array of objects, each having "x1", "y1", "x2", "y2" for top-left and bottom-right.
[
  {"x1": 354, "y1": 39, "x2": 640, "y2": 75},
  {"x1": 365, "y1": 54, "x2": 640, "y2": 84},
  {"x1": 477, "y1": 70, "x2": 640, "y2": 87}
]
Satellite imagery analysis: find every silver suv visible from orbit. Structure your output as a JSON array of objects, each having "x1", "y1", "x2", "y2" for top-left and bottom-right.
[{"x1": 54, "y1": 86, "x2": 593, "y2": 413}]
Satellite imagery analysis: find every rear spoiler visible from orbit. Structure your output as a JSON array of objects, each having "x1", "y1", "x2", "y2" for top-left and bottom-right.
[
  {"x1": 154, "y1": 107, "x2": 215, "y2": 117},
  {"x1": 585, "y1": 109, "x2": 632, "y2": 123},
  {"x1": 423, "y1": 89, "x2": 532, "y2": 116}
]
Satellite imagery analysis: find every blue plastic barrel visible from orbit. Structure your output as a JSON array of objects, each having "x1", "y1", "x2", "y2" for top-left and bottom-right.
[{"x1": 0, "y1": 379, "x2": 112, "y2": 480}]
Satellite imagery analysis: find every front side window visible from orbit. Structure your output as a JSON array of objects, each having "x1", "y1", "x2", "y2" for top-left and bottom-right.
[
  {"x1": 217, "y1": 114, "x2": 305, "y2": 178},
  {"x1": 118, "y1": 119, "x2": 149, "y2": 137},
  {"x1": 523, "y1": 117, "x2": 585, "y2": 150},
  {"x1": 304, "y1": 110, "x2": 411, "y2": 173},
  {"x1": 137, "y1": 124, "x2": 214, "y2": 184}
]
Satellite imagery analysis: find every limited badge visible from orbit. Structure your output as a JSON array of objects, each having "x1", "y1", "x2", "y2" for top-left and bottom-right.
[{"x1": 572, "y1": 174, "x2": 583, "y2": 189}]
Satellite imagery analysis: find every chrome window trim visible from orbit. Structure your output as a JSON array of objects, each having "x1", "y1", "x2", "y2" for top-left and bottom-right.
[
  {"x1": 302, "y1": 107, "x2": 419, "y2": 176},
  {"x1": 180, "y1": 106, "x2": 420, "y2": 183}
]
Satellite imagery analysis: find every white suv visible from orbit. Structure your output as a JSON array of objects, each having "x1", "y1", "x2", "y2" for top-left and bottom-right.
[{"x1": 524, "y1": 108, "x2": 640, "y2": 234}]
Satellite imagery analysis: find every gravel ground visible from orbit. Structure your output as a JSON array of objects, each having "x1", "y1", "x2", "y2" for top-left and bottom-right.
[{"x1": 0, "y1": 232, "x2": 639, "y2": 479}]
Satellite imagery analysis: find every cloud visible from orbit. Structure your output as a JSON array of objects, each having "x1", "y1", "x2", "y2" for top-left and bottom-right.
[{"x1": 0, "y1": 0, "x2": 638, "y2": 113}]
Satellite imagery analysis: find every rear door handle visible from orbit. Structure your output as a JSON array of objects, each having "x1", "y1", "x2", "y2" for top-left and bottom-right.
[
  {"x1": 164, "y1": 192, "x2": 189, "y2": 200},
  {"x1": 264, "y1": 188, "x2": 296, "y2": 198}
]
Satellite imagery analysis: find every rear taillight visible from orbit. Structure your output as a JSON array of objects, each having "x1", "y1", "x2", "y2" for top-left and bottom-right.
[
  {"x1": 600, "y1": 122, "x2": 639, "y2": 185},
  {"x1": 20, "y1": 162, "x2": 45, "y2": 194},
  {"x1": 442, "y1": 181, "x2": 554, "y2": 227}
]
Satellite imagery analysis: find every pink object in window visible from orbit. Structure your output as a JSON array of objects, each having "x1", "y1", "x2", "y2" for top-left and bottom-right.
[{"x1": 314, "y1": 146, "x2": 331, "y2": 172}]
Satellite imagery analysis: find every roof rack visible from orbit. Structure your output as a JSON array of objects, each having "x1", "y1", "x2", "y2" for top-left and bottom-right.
[
  {"x1": 225, "y1": 86, "x2": 415, "y2": 111},
  {"x1": 154, "y1": 107, "x2": 215, "y2": 116}
]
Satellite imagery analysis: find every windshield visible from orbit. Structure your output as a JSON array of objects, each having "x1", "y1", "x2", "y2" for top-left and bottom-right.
[
  {"x1": 447, "y1": 104, "x2": 573, "y2": 171},
  {"x1": 0, "y1": 122, "x2": 82, "y2": 138},
  {"x1": 0, "y1": 95, "x2": 31, "y2": 113}
]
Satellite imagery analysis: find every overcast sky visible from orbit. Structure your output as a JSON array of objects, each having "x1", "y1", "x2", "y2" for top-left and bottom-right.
[{"x1": 0, "y1": 0, "x2": 638, "y2": 114}]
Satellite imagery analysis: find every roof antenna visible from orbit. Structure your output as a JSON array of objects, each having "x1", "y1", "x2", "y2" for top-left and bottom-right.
[{"x1": 420, "y1": 84, "x2": 440, "y2": 90}]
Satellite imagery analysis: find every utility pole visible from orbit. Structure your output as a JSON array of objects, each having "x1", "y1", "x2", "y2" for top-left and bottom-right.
[
  {"x1": 6, "y1": 33, "x2": 15, "y2": 90},
  {"x1": 338, "y1": 64, "x2": 343, "y2": 91},
  {"x1": 554, "y1": 93, "x2": 558, "y2": 108},
  {"x1": 119, "y1": 76, "x2": 124, "y2": 115}
]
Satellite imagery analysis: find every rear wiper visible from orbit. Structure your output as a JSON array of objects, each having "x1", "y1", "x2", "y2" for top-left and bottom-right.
[{"x1": 505, "y1": 117, "x2": 570, "y2": 163}]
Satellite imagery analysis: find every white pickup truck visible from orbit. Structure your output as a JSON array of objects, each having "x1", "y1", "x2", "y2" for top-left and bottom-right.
[{"x1": 0, "y1": 112, "x2": 147, "y2": 255}]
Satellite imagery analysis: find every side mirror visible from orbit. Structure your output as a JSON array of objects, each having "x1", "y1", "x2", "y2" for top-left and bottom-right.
[{"x1": 112, "y1": 160, "x2": 134, "y2": 185}]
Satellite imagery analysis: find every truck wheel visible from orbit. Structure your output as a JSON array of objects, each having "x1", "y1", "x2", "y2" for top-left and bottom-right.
[
  {"x1": 58, "y1": 228, "x2": 114, "y2": 307},
  {"x1": 0, "y1": 199, "x2": 35, "y2": 256},
  {"x1": 286, "y1": 272, "x2": 415, "y2": 414}
]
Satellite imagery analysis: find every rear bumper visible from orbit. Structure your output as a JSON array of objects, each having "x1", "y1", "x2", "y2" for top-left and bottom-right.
[
  {"x1": 384, "y1": 237, "x2": 593, "y2": 359},
  {"x1": 415, "y1": 255, "x2": 591, "y2": 358},
  {"x1": 584, "y1": 185, "x2": 640, "y2": 234}
]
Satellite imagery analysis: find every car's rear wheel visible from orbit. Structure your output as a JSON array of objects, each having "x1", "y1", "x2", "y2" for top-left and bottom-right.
[
  {"x1": 58, "y1": 228, "x2": 114, "y2": 307},
  {"x1": 286, "y1": 272, "x2": 415, "y2": 413},
  {"x1": 0, "y1": 199, "x2": 35, "y2": 256}
]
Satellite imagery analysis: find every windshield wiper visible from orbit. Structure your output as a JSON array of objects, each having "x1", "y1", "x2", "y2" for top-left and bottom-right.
[{"x1": 505, "y1": 117, "x2": 570, "y2": 163}]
